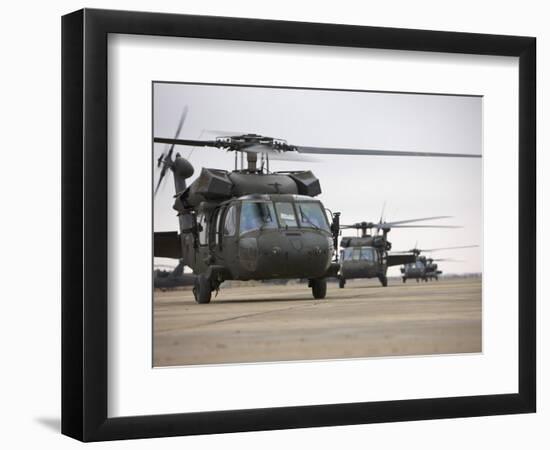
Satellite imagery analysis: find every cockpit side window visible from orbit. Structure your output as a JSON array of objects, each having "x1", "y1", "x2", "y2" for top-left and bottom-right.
[
  {"x1": 210, "y1": 209, "x2": 222, "y2": 246},
  {"x1": 198, "y1": 213, "x2": 207, "y2": 246},
  {"x1": 223, "y1": 205, "x2": 237, "y2": 236}
]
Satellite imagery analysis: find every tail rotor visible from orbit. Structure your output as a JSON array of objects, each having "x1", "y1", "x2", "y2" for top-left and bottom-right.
[{"x1": 154, "y1": 106, "x2": 189, "y2": 197}]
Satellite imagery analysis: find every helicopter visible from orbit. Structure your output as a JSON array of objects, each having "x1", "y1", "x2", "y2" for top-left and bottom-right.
[
  {"x1": 400, "y1": 245, "x2": 479, "y2": 282},
  {"x1": 153, "y1": 107, "x2": 481, "y2": 304},
  {"x1": 337, "y1": 215, "x2": 461, "y2": 288},
  {"x1": 153, "y1": 260, "x2": 196, "y2": 289}
]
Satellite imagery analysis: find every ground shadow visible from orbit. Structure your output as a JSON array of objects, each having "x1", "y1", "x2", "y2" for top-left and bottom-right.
[
  {"x1": 35, "y1": 417, "x2": 61, "y2": 433},
  {"x1": 339, "y1": 284, "x2": 380, "y2": 290},
  {"x1": 213, "y1": 296, "x2": 315, "y2": 304}
]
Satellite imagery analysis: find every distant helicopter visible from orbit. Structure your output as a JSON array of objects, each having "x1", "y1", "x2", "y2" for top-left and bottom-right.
[
  {"x1": 400, "y1": 245, "x2": 479, "y2": 282},
  {"x1": 153, "y1": 107, "x2": 481, "y2": 303},
  {"x1": 337, "y1": 215, "x2": 461, "y2": 288},
  {"x1": 154, "y1": 260, "x2": 196, "y2": 289}
]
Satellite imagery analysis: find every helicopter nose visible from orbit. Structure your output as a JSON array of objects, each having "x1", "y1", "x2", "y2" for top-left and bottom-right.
[
  {"x1": 239, "y1": 237, "x2": 259, "y2": 272},
  {"x1": 240, "y1": 231, "x2": 332, "y2": 279}
]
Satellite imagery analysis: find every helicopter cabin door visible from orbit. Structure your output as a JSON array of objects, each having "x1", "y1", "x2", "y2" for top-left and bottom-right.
[
  {"x1": 195, "y1": 212, "x2": 209, "y2": 272},
  {"x1": 210, "y1": 204, "x2": 239, "y2": 271}
]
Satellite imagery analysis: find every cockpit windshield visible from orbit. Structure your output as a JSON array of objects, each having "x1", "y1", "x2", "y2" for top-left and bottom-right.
[
  {"x1": 342, "y1": 246, "x2": 376, "y2": 262},
  {"x1": 240, "y1": 202, "x2": 277, "y2": 235},
  {"x1": 342, "y1": 248, "x2": 358, "y2": 261},
  {"x1": 239, "y1": 199, "x2": 330, "y2": 234}
]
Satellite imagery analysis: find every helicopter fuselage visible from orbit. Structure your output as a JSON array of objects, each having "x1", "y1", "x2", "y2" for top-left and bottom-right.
[
  {"x1": 337, "y1": 235, "x2": 416, "y2": 288},
  {"x1": 154, "y1": 161, "x2": 339, "y2": 302},
  {"x1": 340, "y1": 257, "x2": 384, "y2": 279},
  {"x1": 338, "y1": 236, "x2": 389, "y2": 287},
  {"x1": 401, "y1": 257, "x2": 441, "y2": 281},
  {"x1": 179, "y1": 193, "x2": 337, "y2": 284}
]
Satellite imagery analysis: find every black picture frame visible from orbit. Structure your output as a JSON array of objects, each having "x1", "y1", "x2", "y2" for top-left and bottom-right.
[{"x1": 62, "y1": 8, "x2": 536, "y2": 442}]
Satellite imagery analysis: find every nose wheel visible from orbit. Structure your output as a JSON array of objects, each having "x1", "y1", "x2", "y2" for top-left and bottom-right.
[
  {"x1": 378, "y1": 274, "x2": 388, "y2": 287},
  {"x1": 310, "y1": 278, "x2": 327, "y2": 299},
  {"x1": 193, "y1": 274, "x2": 212, "y2": 304},
  {"x1": 338, "y1": 277, "x2": 346, "y2": 289}
]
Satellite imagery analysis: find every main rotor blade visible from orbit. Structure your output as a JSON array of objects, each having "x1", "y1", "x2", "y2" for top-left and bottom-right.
[
  {"x1": 422, "y1": 245, "x2": 479, "y2": 252},
  {"x1": 378, "y1": 216, "x2": 453, "y2": 227},
  {"x1": 340, "y1": 216, "x2": 459, "y2": 230},
  {"x1": 296, "y1": 146, "x2": 481, "y2": 158},
  {"x1": 244, "y1": 144, "x2": 318, "y2": 162},
  {"x1": 379, "y1": 201, "x2": 387, "y2": 224},
  {"x1": 154, "y1": 137, "x2": 220, "y2": 147},
  {"x1": 268, "y1": 152, "x2": 319, "y2": 162},
  {"x1": 339, "y1": 223, "x2": 375, "y2": 229},
  {"x1": 390, "y1": 225, "x2": 462, "y2": 228},
  {"x1": 376, "y1": 201, "x2": 387, "y2": 235}
]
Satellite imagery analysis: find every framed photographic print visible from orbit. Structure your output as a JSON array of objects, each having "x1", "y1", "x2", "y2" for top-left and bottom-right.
[{"x1": 62, "y1": 8, "x2": 536, "y2": 441}]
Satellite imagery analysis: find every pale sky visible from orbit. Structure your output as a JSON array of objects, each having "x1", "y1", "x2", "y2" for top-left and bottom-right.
[{"x1": 153, "y1": 82, "x2": 482, "y2": 275}]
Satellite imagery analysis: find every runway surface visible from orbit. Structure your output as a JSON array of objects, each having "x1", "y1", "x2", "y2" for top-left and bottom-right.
[{"x1": 153, "y1": 277, "x2": 481, "y2": 367}]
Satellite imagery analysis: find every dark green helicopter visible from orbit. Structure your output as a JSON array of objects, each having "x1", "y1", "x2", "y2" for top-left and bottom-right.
[
  {"x1": 337, "y1": 215, "x2": 461, "y2": 288},
  {"x1": 153, "y1": 107, "x2": 481, "y2": 303},
  {"x1": 154, "y1": 260, "x2": 196, "y2": 289},
  {"x1": 400, "y1": 245, "x2": 479, "y2": 282}
]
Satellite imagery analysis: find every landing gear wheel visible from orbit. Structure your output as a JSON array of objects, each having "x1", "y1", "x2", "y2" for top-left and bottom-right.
[
  {"x1": 378, "y1": 275, "x2": 388, "y2": 287},
  {"x1": 193, "y1": 274, "x2": 212, "y2": 304},
  {"x1": 311, "y1": 278, "x2": 327, "y2": 299},
  {"x1": 416, "y1": 278, "x2": 419, "y2": 283},
  {"x1": 339, "y1": 278, "x2": 346, "y2": 289},
  {"x1": 402, "y1": 277, "x2": 406, "y2": 283}
]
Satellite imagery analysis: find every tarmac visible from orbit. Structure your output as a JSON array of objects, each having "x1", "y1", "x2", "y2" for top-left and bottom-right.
[{"x1": 153, "y1": 277, "x2": 481, "y2": 367}]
